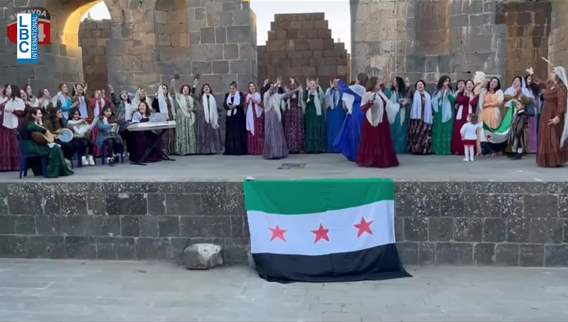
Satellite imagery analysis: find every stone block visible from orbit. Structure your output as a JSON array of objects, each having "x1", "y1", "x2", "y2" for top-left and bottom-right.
[
  {"x1": 8, "y1": 193, "x2": 45, "y2": 215},
  {"x1": 139, "y1": 216, "x2": 159, "y2": 237},
  {"x1": 464, "y1": 194, "x2": 522, "y2": 217},
  {"x1": 495, "y1": 243, "x2": 519, "y2": 266},
  {"x1": 519, "y1": 244, "x2": 544, "y2": 267},
  {"x1": 529, "y1": 218, "x2": 563, "y2": 243},
  {"x1": 215, "y1": 27, "x2": 227, "y2": 43},
  {"x1": 136, "y1": 237, "x2": 170, "y2": 259},
  {"x1": 0, "y1": 216, "x2": 15, "y2": 234},
  {"x1": 474, "y1": 243, "x2": 495, "y2": 265},
  {"x1": 115, "y1": 237, "x2": 136, "y2": 260},
  {"x1": 230, "y1": 215, "x2": 245, "y2": 238},
  {"x1": 404, "y1": 217, "x2": 428, "y2": 241},
  {"x1": 158, "y1": 216, "x2": 180, "y2": 237},
  {"x1": 230, "y1": 60, "x2": 251, "y2": 74},
  {"x1": 436, "y1": 243, "x2": 473, "y2": 265},
  {"x1": 183, "y1": 243, "x2": 223, "y2": 269},
  {"x1": 524, "y1": 194, "x2": 558, "y2": 217},
  {"x1": 482, "y1": 218, "x2": 506, "y2": 242},
  {"x1": 106, "y1": 193, "x2": 147, "y2": 216},
  {"x1": 397, "y1": 193, "x2": 440, "y2": 217},
  {"x1": 213, "y1": 60, "x2": 229, "y2": 74},
  {"x1": 0, "y1": 236, "x2": 28, "y2": 258},
  {"x1": 439, "y1": 193, "x2": 464, "y2": 216},
  {"x1": 418, "y1": 242, "x2": 436, "y2": 265},
  {"x1": 28, "y1": 236, "x2": 65, "y2": 258},
  {"x1": 191, "y1": 44, "x2": 224, "y2": 60},
  {"x1": 179, "y1": 216, "x2": 230, "y2": 238},
  {"x1": 120, "y1": 216, "x2": 140, "y2": 237},
  {"x1": 147, "y1": 194, "x2": 165, "y2": 216},
  {"x1": 544, "y1": 245, "x2": 568, "y2": 266},
  {"x1": 506, "y1": 217, "x2": 529, "y2": 242},
  {"x1": 95, "y1": 237, "x2": 117, "y2": 260},
  {"x1": 191, "y1": 61, "x2": 212, "y2": 75},
  {"x1": 58, "y1": 216, "x2": 93, "y2": 236},
  {"x1": 165, "y1": 194, "x2": 202, "y2": 215},
  {"x1": 65, "y1": 236, "x2": 96, "y2": 259},
  {"x1": 91, "y1": 216, "x2": 120, "y2": 237},
  {"x1": 395, "y1": 216, "x2": 404, "y2": 241},
  {"x1": 15, "y1": 216, "x2": 35, "y2": 234},
  {"x1": 428, "y1": 217, "x2": 453, "y2": 241},
  {"x1": 227, "y1": 26, "x2": 251, "y2": 43},
  {"x1": 397, "y1": 242, "x2": 418, "y2": 265}
]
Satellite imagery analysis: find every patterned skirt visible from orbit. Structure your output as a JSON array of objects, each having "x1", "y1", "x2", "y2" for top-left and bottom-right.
[{"x1": 409, "y1": 119, "x2": 432, "y2": 155}]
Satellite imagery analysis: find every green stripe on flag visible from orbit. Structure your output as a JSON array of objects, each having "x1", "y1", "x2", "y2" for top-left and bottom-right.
[{"x1": 244, "y1": 178, "x2": 395, "y2": 214}]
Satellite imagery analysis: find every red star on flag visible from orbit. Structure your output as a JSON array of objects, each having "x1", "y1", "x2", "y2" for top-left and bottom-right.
[
  {"x1": 354, "y1": 217, "x2": 373, "y2": 238},
  {"x1": 269, "y1": 225, "x2": 287, "y2": 242},
  {"x1": 312, "y1": 224, "x2": 330, "y2": 244}
]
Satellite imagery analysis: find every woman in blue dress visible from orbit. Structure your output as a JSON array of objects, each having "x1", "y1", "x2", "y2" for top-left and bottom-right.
[
  {"x1": 325, "y1": 79, "x2": 346, "y2": 153},
  {"x1": 335, "y1": 73, "x2": 368, "y2": 161}
]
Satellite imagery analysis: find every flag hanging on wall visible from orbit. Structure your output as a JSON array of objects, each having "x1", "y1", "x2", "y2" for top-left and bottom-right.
[{"x1": 244, "y1": 178, "x2": 410, "y2": 282}]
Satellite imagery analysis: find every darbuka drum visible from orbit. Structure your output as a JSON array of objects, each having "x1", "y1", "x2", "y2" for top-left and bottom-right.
[{"x1": 58, "y1": 128, "x2": 74, "y2": 143}]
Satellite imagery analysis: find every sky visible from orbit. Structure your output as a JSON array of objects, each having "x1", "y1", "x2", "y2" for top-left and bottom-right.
[{"x1": 86, "y1": 0, "x2": 351, "y2": 53}]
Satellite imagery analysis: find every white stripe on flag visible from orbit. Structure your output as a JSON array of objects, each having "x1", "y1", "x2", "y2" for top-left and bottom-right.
[{"x1": 248, "y1": 200, "x2": 395, "y2": 256}]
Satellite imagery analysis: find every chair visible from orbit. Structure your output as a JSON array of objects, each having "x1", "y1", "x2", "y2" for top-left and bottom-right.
[{"x1": 17, "y1": 133, "x2": 48, "y2": 179}]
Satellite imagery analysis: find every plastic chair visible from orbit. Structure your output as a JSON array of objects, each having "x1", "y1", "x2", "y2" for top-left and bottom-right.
[{"x1": 17, "y1": 133, "x2": 48, "y2": 179}]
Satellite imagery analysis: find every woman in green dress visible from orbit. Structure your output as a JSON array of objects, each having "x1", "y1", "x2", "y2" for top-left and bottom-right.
[
  {"x1": 303, "y1": 79, "x2": 326, "y2": 153},
  {"x1": 432, "y1": 75, "x2": 456, "y2": 155},
  {"x1": 21, "y1": 108, "x2": 73, "y2": 178},
  {"x1": 385, "y1": 76, "x2": 410, "y2": 154}
]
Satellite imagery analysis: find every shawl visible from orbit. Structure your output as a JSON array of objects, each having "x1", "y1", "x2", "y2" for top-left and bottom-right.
[
  {"x1": 362, "y1": 91, "x2": 388, "y2": 126},
  {"x1": 477, "y1": 89, "x2": 504, "y2": 113},
  {"x1": 245, "y1": 92, "x2": 262, "y2": 135},
  {"x1": 156, "y1": 87, "x2": 172, "y2": 119},
  {"x1": 432, "y1": 90, "x2": 454, "y2": 123},
  {"x1": 410, "y1": 90, "x2": 433, "y2": 124},
  {"x1": 202, "y1": 94, "x2": 219, "y2": 129},
  {"x1": 305, "y1": 88, "x2": 324, "y2": 116},
  {"x1": 2, "y1": 97, "x2": 25, "y2": 129},
  {"x1": 455, "y1": 93, "x2": 475, "y2": 121},
  {"x1": 175, "y1": 93, "x2": 195, "y2": 126},
  {"x1": 387, "y1": 90, "x2": 404, "y2": 125},
  {"x1": 78, "y1": 95, "x2": 88, "y2": 119},
  {"x1": 341, "y1": 84, "x2": 366, "y2": 115},
  {"x1": 263, "y1": 89, "x2": 283, "y2": 122},
  {"x1": 325, "y1": 88, "x2": 342, "y2": 110},
  {"x1": 286, "y1": 88, "x2": 304, "y2": 112},
  {"x1": 226, "y1": 92, "x2": 241, "y2": 117},
  {"x1": 554, "y1": 66, "x2": 568, "y2": 147}
]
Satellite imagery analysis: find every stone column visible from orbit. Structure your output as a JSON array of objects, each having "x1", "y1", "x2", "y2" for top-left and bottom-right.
[{"x1": 549, "y1": 0, "x2": 568, "y2": 69}]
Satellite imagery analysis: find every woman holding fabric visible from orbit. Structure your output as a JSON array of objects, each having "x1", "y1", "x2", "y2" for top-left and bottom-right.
[
  {"x1": 408, "y1": 80, "x2": 433, "y2": 155},
  {"x1": 432, "y1": 75, "x2": 455, "y2": 155},
  {"x1": 385, "y1": 76, "x2": 410, "y2": 154}
]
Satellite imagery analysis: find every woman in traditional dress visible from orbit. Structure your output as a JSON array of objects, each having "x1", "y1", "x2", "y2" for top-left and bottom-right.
[
  {"x1": 128, "y1": 101, "x2": 163, "y2": 164},
  {"x1": 263, "y1": 80, "x2": 298, "y2": 159},
  {"x1": 432, "y1": 75, "x2": 455, "y2": 155},
  {"x1": 409, "y1": 80, "x2": 433, "y2": 155},
  {"x1": 324, "y1": 78, "x2": 346, "y2": 153},
  {"x1": 67, "y1": 108, "x2": 97, "y2": 166},
  {"x1": 452, "y1": 80, "x2": 478, "y2": 155},
  {"x1": 504, "y1": 76, "x2": 533, "y2": 159},
  {"x1": 37, "y1": 88, "x2": 53, "y2": 113},
  {"x1": 223, "y1": 82, "x2": 247, "y2": 155},
  {"x1": 21, "y1": 108, "x2": 73, "y2": 178},
  {"x1": 385, "y1": 76, "x2": 410, "y2": 154},
  {"x1": 0, "y1": 84, "x2": 25, "y2": 171},
  {"x1": 525, "y1": 73, "x2": 542, "y2": 153},
  {"x1": 193, "y1": 81, "x2": 222, "y2": 154},
  {"x1": 283, "y1": 77, "x2": 304, "y2": 153},
  {"x1": 169, "y1": 77, "x2": 198, "y2": 155},
  {"x1": 530, "y1": 66, "x2": 568, "y2": 167},
  {"x1": 72, "y1": 83, "x2": 89, "y2": 119},
  {"x1": 23, "y1": 84, "x2": 38, "y2": 108},
  {"x1": 303, "y1": 79, "x2": 326, "y2": 153},
  {"x1": 152, "y1": 83, "x2": 176, "y2": 154},
  {"x1": 477, "y1": 77, "x2": 506, "y2": 155},
  {"x1": 336, "y1": 73, "x2": 368, "y2": 161},
  {"x1": 55, "y1": 83, "x2": 74, "y2": 121},
  {"x1": 357, "y1": 77, "x2": 398, "y2": 168},
  {"x1": 245, "y1": 82, "x2": 264, "y2": 155}
]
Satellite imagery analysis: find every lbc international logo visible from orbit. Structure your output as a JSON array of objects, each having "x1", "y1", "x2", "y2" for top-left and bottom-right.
[{"x1": 6, "y1": 7, "x2": 51, "y2": 64}]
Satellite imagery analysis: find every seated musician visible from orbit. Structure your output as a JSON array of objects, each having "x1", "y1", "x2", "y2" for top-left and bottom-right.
[
  {"x1": 44, "y1": 106, "x2": 80, "y2": 164},
  {"x1": 21, "y1": 108, "x2": 73, "y2": 178},
  {"x1": 67, "y1": 108, "x2": 97, "y2": 166},
  {"x1": 127, "y1": 101, "x2": 162, "y2": 163},
  {"x1": 97, "y1": 106, "x2": 124, "y2": 165}
]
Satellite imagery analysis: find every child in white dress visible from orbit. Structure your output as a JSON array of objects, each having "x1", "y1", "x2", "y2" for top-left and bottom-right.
[{"x1": 460, "y1": 114, "x2": 482, "y2": 162}]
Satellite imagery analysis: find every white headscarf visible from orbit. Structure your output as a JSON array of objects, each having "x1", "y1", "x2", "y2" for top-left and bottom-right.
[
  {"x1": 554, "y1": 66, "x2": 568, "y2": 147},
  {"x1": 202, "y1": 94, "x2": 219, "y2": 129},
  {"x1": 410, "y1": 90, "x2": 433, "y2": 124},
  {"x1": 387, "y1": 90, "x2": 402, "y2": 125},
  {"x1": 245, "y1": 92, "x2": 262, "y2": 135}
]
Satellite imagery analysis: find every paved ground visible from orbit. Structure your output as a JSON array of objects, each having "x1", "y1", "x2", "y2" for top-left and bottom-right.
[
  {"x1": 1, "y1": 154, "x2": 566, "y2": 183},
  {"x1": 0, "y1": 259, "x2": 566, "y2": 321}
]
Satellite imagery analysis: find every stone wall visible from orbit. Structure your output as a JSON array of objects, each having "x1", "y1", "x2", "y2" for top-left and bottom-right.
[
  {"x1": 1, "y1": 181, "x2": 567, "y2": 267},
  {"x1": 495, "y1": 1, "x2": 551, "y2": 82},
  {"x1": 549, "y1": 0, "x2": 568, "y2": 68},
  {"x1": 79, "y1": 20, "x2": 111, "y2": 91},
  {"x1": 257, "y1": 13, "x2": 349, "y2": 84}
]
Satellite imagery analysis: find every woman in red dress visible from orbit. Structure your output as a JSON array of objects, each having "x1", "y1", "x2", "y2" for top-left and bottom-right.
[
  {"x1": 245, "y1": 82, "x2": 264, "y2": 155},
  {"x1": 357, "y1": 77, "x2": 399, "y2": 168},
  {"x1": 452, "y1": 79, "x2": 478, "y2": 155}
]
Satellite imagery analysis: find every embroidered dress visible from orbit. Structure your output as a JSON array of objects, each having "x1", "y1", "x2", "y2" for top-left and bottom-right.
[
  {"x1": 452, "y1": 93, "x2": 478, "y2": 155},
  {"x1": 173, "y1": 93, "x2": 197, "y2": 155},
  {"x1": 324, "y1": 88, "x2": 346, "y2": 153},
  {"x1": 409, "y1": 90, "x2": 433, "y2": 155},
  {"x1": 262, "y1": 89, "x2": 289, "y2": 159},
  {"x1": 196, "y1": 93, "x2": 222, "y2": 154},
  {"x1": 303, "y1": 88, "x2": 326, "y2": 153},
  {"x1": 432, "y1": 90, "x2": 455, "y2": 155},
  {"x1": 537, "y1": 81, "x2": 568, "y2": 167},
  {"x1": 385, "y1": 89, "x2": 409, "y2": 154},
  {"x1": 283, "y1": 91, "x2": 304, "y2": 153},
  {"x1": 245, "y1": 92, "x2": 264, "y2": 155}
]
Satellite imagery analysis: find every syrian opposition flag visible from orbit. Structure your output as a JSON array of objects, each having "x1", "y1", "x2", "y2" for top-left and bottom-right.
[{"x1": 244, "y1": 178, "x2": 410, "y2": 282}]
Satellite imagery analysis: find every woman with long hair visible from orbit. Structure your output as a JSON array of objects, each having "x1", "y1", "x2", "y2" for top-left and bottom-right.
[
  {"x1": 432, "y1": 75, "x2": 455, "y2": 155},
  {"x1": 193, "y1": 79, "x2": 222, "y2": 154},
  {"x1": 0, "y1": 84, "x2": 25, "y2": 171},
  {"x1": 452, "y1": 79, "x2": 478, "y2": 155},
  {"x1": 223, "y1": 81, "x2": 247, "y2": 155},
  {"x1": 385, "y1": 76, "x2": 410, "y2": 154},
  {"x1": 245, "y1": 82, "x2": 264, "y2": 155},
  {"x1": 283, "y1": 77, "x2": 304, "y2": 153},
  {"x1": 408, "y1": 80, "x2": 433, "y2": 155},
  {"x1": 525, "y1": 73, "x2": 542, "y2": 153},
  {"x1": 170, "y1": 77, "x2": 198, "y2": 155},
  {"x1": 324, "y1": 78, "x2": 346, "y2": 153}
]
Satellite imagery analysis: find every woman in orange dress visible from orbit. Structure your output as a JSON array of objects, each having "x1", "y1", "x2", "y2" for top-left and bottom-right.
[{"x1": 531, "y1": 66, "x2": 568, "y2": 167}]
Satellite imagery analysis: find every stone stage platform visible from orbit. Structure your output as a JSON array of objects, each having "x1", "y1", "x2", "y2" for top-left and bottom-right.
[{"x1": 0, "y1": 154, "x2": 567, "y2": 267}]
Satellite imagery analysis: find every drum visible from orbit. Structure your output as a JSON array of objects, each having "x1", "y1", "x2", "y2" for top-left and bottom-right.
[{"x1": 58, "y1": 128, "x2": 74, "y2": 143}]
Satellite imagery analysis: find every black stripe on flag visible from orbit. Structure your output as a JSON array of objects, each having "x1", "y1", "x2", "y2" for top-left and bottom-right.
[{"x1": 252, "y1": 243, "x2": 411, "y2": 283}]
